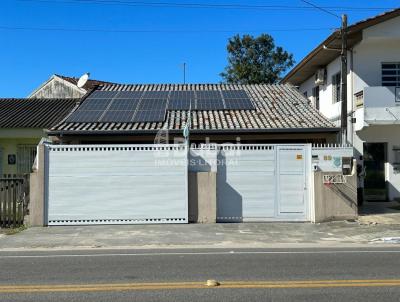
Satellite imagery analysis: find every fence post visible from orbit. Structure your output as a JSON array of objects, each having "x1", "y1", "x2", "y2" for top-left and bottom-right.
[
  {"x1": 28, "y1": 144, "x2": 46, "y2": 227},
  {"x1": 0, "y1": 179, "x2": 3, "y2": 227}
]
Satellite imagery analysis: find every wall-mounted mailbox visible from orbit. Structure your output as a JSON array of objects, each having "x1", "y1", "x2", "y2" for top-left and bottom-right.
[{"x1": 342, "y1": 157, "x2": 353, "y2": 175}]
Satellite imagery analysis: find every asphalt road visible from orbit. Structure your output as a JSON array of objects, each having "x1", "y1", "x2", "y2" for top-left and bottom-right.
[{"x1": 1, "y1": 247, "x2": 400, "y2": 301}]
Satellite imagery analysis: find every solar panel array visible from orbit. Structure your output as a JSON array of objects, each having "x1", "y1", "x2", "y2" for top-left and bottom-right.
[{"x1": 66, "y1": 89, "x2": 255, "y2": 123}]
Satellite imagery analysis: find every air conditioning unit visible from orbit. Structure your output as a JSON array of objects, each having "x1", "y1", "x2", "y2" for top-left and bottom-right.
[{"x1": 314, "y1": 68, "x2": 326, "y2": 85}]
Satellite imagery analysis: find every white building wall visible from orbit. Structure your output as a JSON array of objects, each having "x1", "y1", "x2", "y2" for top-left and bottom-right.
[
  {"x1": 352, "y1": 17, "x2": 400, "y2": 163},
  {"x1": 297, "y1": 15, "x2": 400, "y2": 200},
  {"x1": 299, "y1": 56, "x2": 348, "y2": 128},
  {"x1": 353, "y1": 40, "x2": 400, "y2": 94}
]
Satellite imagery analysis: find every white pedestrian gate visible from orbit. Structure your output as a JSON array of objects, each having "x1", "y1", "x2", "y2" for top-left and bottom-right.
[
  {"x1": 217, "y1": 144, "x2": 311, "y2": 222},
  {"x1": 45, "y1": 144, "x2": 188, "y2": 225}
]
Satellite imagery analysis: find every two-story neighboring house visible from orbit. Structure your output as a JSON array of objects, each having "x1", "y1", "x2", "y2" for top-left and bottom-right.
[{"x1": 282, "y1": 8, "x2": 400, "y2": 204}]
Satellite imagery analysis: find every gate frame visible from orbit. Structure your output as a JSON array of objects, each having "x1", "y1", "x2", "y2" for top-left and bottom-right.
[
  {"x1": 212, "y1": 143, "x2": 312, "y2": 222},
  {"x1": 275, "y1": 144, "x2": 313, "y2": 222}
]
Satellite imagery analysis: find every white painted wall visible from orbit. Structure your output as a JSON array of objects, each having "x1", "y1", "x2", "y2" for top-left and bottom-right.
[
  {"x1": 29, "y1": 76, "x2": 86, "y2": 99},
  {"x1": 299, "y1": 56, "x2": 351, "y2": 128}
]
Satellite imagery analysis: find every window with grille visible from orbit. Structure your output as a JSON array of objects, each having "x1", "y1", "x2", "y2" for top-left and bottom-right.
[
  {"x1": 312, "y1": 86, "x2": 320, "y2": 110},
  {"x1": 382, "y1": 63, "x2": 400, "y2": 87},
  {"x1": 17, "y1": 145, "x2": 37, "y2": 174},
  {"x1": 332, "y1": 72, "x2": 341, "y2": 103}
]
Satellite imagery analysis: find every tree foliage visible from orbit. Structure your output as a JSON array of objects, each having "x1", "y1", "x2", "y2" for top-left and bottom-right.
[{"x1": 220, "y1": 34, "x2": 295, "y2": 84}]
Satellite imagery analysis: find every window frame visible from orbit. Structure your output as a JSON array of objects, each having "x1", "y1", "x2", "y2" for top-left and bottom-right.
[
  {"x1": 382, "y1": 62, "x2": 400, "y2": 87},
  {"x1": 332, "y1": 72, "x2": 341, "y2": 103},
  {"x1": 312, "y1": 86, "x2": 320, "y2": 110},
  {"x1": 16, "y1": 145, "x2": 37, "y2": 174}
]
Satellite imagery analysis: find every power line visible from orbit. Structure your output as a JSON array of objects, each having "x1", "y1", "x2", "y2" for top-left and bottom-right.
[
  {"x1": 15, "y1": 0, "x2": 397, "y2": 11},
  {"x1": 0, "y1": 25, "x2": 337, "y2": 33},
  {"x1": 300, "y1": 0, "x2": 341, "y2": 19}
]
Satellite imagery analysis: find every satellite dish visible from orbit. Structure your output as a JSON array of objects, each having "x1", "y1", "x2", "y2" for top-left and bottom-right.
[{"x1": 77, "y1": 72, "x2": 90, "y2": 88}]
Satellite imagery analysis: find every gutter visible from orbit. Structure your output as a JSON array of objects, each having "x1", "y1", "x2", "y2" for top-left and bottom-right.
[{"x1": 46, "y1": 127, "x2": 340, "y2": 136}]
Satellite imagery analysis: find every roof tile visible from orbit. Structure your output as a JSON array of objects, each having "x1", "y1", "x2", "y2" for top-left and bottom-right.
[
  {"x1": 0, "y1": 98, "x2": 78, "y2": 128},
  {"x1": 49, "y1": 83, "x2": 336, "y2": 134}
]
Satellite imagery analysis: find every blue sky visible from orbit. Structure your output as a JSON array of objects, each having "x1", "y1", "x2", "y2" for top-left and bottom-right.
[{"x1": 0, "y1": 0, "x2": 399, "y2": 97}]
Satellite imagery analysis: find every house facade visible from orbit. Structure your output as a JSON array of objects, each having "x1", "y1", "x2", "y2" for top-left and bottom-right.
[
  {"x1": 28, "y1": 83, "x2": 354, "y2": 226},
  {"x1": 0, "y1": 98, "x2": 77, "y2": 175},
  {"x1": 282, "y1": 9, "x2": 400, "y2": 202},
  {"x1": 0, "y1": 73, "x2": 114, "y2": 175}
]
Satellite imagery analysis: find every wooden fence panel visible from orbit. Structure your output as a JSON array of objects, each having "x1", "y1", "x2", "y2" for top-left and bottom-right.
[{"x1": 0, "y1": 174, "x2": 28, "y2": 228}]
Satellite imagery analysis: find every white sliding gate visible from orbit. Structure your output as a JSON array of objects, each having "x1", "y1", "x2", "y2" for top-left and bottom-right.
[
  {"x1": 45, "y1": 144, "x2": 188, "y2": 225},
  {"x1": 217, "y1": 144, "x2": 311, "y2": 222}
]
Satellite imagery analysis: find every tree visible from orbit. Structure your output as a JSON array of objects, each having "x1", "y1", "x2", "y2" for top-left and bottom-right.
[{"x1": 220, "y1": 34, "x2": 295, "y2": 84}]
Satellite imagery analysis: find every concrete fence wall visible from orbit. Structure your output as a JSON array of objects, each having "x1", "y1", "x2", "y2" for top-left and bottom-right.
[
  {"x1": 313, "y1": 171, "x2": 358, "y2": 222},
  {"x1": 27, "y1": 144, "x2": 358, "y2": 226}
]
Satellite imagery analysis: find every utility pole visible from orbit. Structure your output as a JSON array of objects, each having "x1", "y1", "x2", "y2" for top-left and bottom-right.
[
  {"x1": 183, "y1": 62, "x2": 186, "y2": 84},
  {"x1": 340, "y1": 14, "x2": 348, "y2": 145}
]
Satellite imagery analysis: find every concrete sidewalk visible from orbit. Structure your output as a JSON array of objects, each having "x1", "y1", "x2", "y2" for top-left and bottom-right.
[{"x1": 1, "y1": 222, "x2": 400, "y2": 251}]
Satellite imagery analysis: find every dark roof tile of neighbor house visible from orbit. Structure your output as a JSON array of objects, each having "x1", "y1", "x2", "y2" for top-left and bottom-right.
[
  {"x1": 0, "y1": 98, "x2": 78, "y2": 128},
  {"x1": 49, "y1": 83, "x2": 337, "y2": 135}
]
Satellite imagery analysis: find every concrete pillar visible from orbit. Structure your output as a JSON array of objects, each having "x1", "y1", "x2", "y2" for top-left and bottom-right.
[
  {"x1": 28, "y1": 144, "x2": 46, "y2": 226},
  {"x1": 188, "y1": 172, "x2": 217, "y2": 223}
]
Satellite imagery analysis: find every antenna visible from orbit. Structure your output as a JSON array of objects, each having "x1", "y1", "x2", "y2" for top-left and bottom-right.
[
  {"x1": 77, "y1": 72, "x2": 90, "y2": 88},
  {"x1": 182, "y1": 63, "x2": 186, "y2": 84}
]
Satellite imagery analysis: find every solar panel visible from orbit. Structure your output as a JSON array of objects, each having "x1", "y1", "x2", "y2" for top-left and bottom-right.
[
  {"x1": 100, "y1": 110, "x2": 135, "y2": 123},
  {"x1": 221, "y1": 90, "x2": 249, "y2": 99},
  {"x1": 87, "y1": 91, "x2": 119, "y2": 99},
  {"x1": 138, "y1": 99, "x2": 168, "y2": 111},
  {"x1": 196, "y1": 91, "x2": 222, "y2": 99},
  {"x1": 66, "y1": 110, "x2": 104, "y2": 123},
  {"x1": 224, "y1": 98, "x2": 255, "y2": 110},
  {"x1": 109, "y1": 98, "x2": 140, "y2": 111},
  {"x1": 141, "y1": 91, "x2": 169, "y2": 99},
  {"x1": 196, "y1": 99, "x2": 225, "y2": 110},
  {"x1": 168, "y1": 91, "x2": 195, "y2": 110},
  {"x1": 169, "y1": 91, "x2": 195, "y2": 100},
  {"x1": 79, "y1": 98, "x2": 111, "y2": 111},
  {"x1": 115, "y1": 91, "x2": 144, "y2": 99},
  {"x1": 168, "y1": 99, "x2": 191, "y2": 110},
  {"x1": 132, "y1": 110, "x2": 166, "y2": 122}
]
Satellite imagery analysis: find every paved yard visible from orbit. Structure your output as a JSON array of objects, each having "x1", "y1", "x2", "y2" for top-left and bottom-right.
[{"x1": 1, "y1": 222, "x2": 400, "y2": 250}]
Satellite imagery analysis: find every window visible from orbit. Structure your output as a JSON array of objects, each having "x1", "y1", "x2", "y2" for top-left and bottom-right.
[
  {"x1": 394, "y1": 145, "x2": 400, "y2": 173},
  {"x1": 312, "y1": 86, "x2": 320, "y2": 110},
  {"x1": 17, "y1": 145, "x2": 37, "y2": 174},
  {"x1": 303, "y1": 91, "x2": 308, "y2": 98},
  {"x1": 332, "y1": 72, "x2": 341, "y2": 103},
  {"x1": 0, "y1": 147, "x2": 2, "y2": 175},
  {"x1": 382, "y1": 63, "x2": 400, "y2": 86}
]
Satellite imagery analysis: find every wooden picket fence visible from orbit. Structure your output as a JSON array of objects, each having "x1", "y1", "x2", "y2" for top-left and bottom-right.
[{"x1": 0, "y1": 175, "x2": 29, "y2": 228}]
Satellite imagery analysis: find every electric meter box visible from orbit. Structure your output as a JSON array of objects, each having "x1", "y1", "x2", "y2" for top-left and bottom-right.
[
  {"x1": 342, "y1": 157, "x2": 353, "y2": 175},
  {"x1": 311, "y1": 146, "x2": 354, "y2": 172}
]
